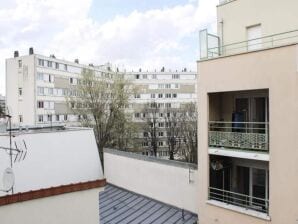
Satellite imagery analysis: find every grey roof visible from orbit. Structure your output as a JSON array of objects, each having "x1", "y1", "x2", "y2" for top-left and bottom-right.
[{"x1": 99, "y1": 185, "x2": 198, "y2": 224}]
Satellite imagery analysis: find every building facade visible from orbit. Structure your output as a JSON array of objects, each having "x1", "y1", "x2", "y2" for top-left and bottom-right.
[
  {"x1": 127, "y1": 70, "x2": 197, "y2": 153},
  {"x1": 198, "y1": 0, "x2": 298, "y2": 223},
  {"x1": 6, "y1": 50, "x2": 197, "y2": 153},
  {"x1": 0, "y1": 94, "x2": 5, "y2": 112},
  {"x1": 6, "y1": 49, "x2": 115, "y2": 126}
]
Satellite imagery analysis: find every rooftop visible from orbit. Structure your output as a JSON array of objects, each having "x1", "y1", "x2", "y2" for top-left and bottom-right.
[{"x1": 99, "y1": 184, "x2": 198, "y2": 224}]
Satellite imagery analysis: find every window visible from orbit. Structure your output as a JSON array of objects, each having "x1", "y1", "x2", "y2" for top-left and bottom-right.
[
  {"x1": 47, "y1": 61, "x2": 52, "y2": 67},
  {"x1": 134, "y1": 94, "x2": 141, "y2": 99},
  {"x1": 37, "y1": 87, "x2": 44, "y2": 95},
  {"x1": 18, "y1": 88, "x2": 23, "y2": 96},
  {"x1": 158, "y1": 122, "x2": 164, "y2": 127},
  {"x1": 175, "y1": 84, "x2": 179, "y2": 89},
  {"x1": 157, "y1": 103, "x2": 164, "y2": 108},
  {"x1": 173, "y1": 93, "x2": 177, "y2": 98},
  {"x1": 135, "y1": 113, "x2": 140, "y2": 118},
  {"x1": 158, "y1": 132, "x2": 164, "y2": 137},
  {"x1": 38, "y1": 115, "x2": 43, "y2": 122},
  {"x1": 70, "y1": 77, "x2": 73, "y2": 84},
  {"x1": 64, "y1": 64, "x2": 68, "y2": 71},
  {"x1": 159, "y1": 113, "x2": 163, "y2": 117},
  {"x1": 38, "y1": 59, "x2": 44, "y2": 66},
  {"x1": 48, "y1": 114, "x2": 52, "y2": 122},
  {"x1": 166, "y1": 93, "x2": 171, "y2": 98},
  {"x1": 55, "y1": 62, "x2": 59, "y2": 69},
  {"x1": 165, "y1": 84, "x2": 171, "y2": 89},
  {"x1": 48, "y1": 88, "x2": 53, "y2": 95},
  {"x1": 56, "y1": 115, "x2": 60, "y2": 121},
  {"x1": 37, "y1": 101, "x2": 44, "y2": 108},
  {"x1": 19, "y1": 115, "x2": 23, "y2": 123},
  {"x1": 49, "y1": 75, "x2": 54, "y2": 83},
  {"x1": 172, "y1": 74, "x2": 179, "y2": 79},
  {"x1": 143, "y1": 132, "x2": 148, "y2": 137},
  {"x1": 158, "y1": 93, "x2": 163, "y2": 98},
  {"x1": 135, "y1": 74, "x2": 140, "y2": 79},
  {"x1": 152, "y1": 74, "x2": 157, "y2": 79},
  {"x1": 158, "y1": 84, "x2": 164, "y2": 89},
  {"x1": 158, "y1": 141, "x2": 164, "y2": 146},
  {"x1": 142, "y1": 74, "x2": 147, "y2": 79},
  {"x1": 37, "y1": 73, "x2": 43, "y2": 80},
  {"x1": 71, "y1": 102, "x2": 75, "y2": 109},
  {"x1": 18, "y1": 60, "x2": 22, "y2": 68},
  {"x1": 151, "y1": 93, "x2": 155, "y2": 98},
  {"x1": 64, "y1": 114, "x2": 68, "y2": 121},
  {"x1": 142, "y1": 142, "x2": 149, "y2": 147},
  {"x1": 247, "y1": 24, "x2": 262, "y2": 51},
  {"x1": 166, "y1": 103, "x2": 171, "y2": 108}
]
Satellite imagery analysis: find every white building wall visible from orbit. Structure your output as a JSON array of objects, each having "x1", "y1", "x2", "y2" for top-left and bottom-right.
[
  {"x1": 0, "y1": 188, "x2": 102, "y2": 224},
  {"x1": 0, "y1": 128, "x2": 103, "y2": 196},
  {"x1": 104, "y1": 149, "x2": 198, "y2": 213}
]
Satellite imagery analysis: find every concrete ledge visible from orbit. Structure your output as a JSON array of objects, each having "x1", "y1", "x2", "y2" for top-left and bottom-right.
[
  {"x1": 207, "y1": 200, "x2": 271, "y2": 221},
  {"x1": 104, "y1": 148, "x2": 197, "y2": 170}
]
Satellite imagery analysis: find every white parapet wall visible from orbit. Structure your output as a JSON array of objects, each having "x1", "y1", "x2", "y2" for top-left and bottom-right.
[
  {"x1": 104, "y1": 148, "x2": 198, "y2": 213},
  {"x1": 0, "y1": 188, "x2": 102, "y2": 224}
]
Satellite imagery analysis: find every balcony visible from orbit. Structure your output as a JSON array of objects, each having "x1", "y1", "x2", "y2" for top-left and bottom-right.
[
  {"x1": 209, "y1": 121, "x2": 269, "y2": 152},
  {"x1": 200, "y1": 29, "x2": 298, "y2": 60},
  {"x1": 209, "y1": 187, "x2": 269, "y2": 214}
]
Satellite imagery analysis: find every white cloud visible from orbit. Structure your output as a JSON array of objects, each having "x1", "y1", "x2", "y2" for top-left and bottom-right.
[{"x1": 0, "y1": 0, "x2": 217, "y2": 95}]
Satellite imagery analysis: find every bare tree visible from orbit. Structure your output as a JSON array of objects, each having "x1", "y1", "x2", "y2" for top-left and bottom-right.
[
  {"x1": 68, "y1": 68, "x2": 136, "y2": 159},
  {"x1": 164, "y1": 108, "x2": 182, "y2": 160},
  {"x1": 179, "y1": 102, "x2": 198, "y2": 163},
  {"x1": 141, "y1": 102, "x2": 160, "y2": 156}
]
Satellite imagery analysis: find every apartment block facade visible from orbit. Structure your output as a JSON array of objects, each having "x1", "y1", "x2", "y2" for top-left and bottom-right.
[
  {"x1": 6, "y1": 51, "x2": 197, "y2": 153},
  {"x1": 127, "y1": 70, "x2": 197, "y2": 152},
  {"x1": 6, "y1": 50, "x2": 115, "y2": 126},
  {"x1": 198, "y1": 0, "x2": 298, "y2": 223}
]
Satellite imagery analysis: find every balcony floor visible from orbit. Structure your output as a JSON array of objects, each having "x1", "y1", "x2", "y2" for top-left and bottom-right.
[{"x1": 208, "y1": 147, "x2": 269, "y2": 161}]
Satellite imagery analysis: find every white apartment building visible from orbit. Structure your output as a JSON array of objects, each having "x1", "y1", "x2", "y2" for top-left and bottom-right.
[
  {"x1": 6, "y1": 50, "x2": 197, "y2": 152},
  {"x1": 127, "y1": 69, "x2": 197, "y2": 151},
  {"x1": 6, "y1": 48, "x2": 114, "y2": 126}
]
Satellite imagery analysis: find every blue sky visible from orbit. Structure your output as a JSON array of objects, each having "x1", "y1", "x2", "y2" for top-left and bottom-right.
[{"x1": 0, "y1": 0, "x2": 217, "y2": 95}]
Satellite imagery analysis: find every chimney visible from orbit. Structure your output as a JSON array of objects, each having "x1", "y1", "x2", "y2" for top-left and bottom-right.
[
  {"x1": 29, "y1": 47, "x2": 34, "y2": 55},
  {"x1": 139, "y1": 68, "x2": 142, "y2": 72},
  {"x1": 50, "y1": 54, "x2": 56, "y2": 58},
  {"x1": 89, "y1": 63, "x2": 94, "y2": 67},
  {"x1": 74, "y1": 59, "x2": 79, "y2": 64},
  {"x1": 14, "y1": 51, "x2": 19, "y2": 58}
]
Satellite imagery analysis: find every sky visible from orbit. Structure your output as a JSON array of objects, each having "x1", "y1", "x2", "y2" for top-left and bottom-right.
[{"x1": 0, "y1": 0, "x2": 218, "y2": 95}]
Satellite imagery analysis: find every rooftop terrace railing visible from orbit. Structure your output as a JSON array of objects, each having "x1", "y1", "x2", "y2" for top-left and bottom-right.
[
  {"x1": 209, "y1": 121, "x2": 269, "y2": 152},
  {"x1": 209, "y1": 187, "x2": 269, "y2": 214},
  {"x1": 205, "y1": 29, "x2": 298, "y2": 59}
]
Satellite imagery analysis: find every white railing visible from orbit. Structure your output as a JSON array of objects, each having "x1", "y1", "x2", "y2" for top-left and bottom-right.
[
  {"x1": 209, "y1": 187, "x2": 269, "y2": 214},
  {"x1": 207, "y1": 29, "x2": 298, "y2": 59},
  {"x1": 208, "y1": 121, "x2": 269, "y2": 151}
]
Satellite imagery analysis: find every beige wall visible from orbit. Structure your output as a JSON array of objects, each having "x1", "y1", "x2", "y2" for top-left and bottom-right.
[
  {"x1": 0, "y1": 188, "x2": 102, "y2": 224},
  {"x1": 217, "y1": 0, "x2": 298, "y2": 45},
  {"x1": 104, "y1": 149, "x2": 198, "y2": 213},
  {"x1": 197, "y1": 44, "x2": 298, "y2": 224}
]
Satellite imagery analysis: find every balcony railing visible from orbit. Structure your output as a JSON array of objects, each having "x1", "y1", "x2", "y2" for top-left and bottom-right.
[
  {"x1": 203, "y1": 29, "x2": 298, "y2": 59},
  {"x1": 209, "y1": 187, "x2": 269, "y2": 214},
  {"x1": 208, "y1": 121, "x2": 269, "y2": 152}
]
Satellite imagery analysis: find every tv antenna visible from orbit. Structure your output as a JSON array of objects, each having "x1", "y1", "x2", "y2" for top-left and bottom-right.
[{"x1": 1, "y1": 168, "x2": 15, "y2": 192}]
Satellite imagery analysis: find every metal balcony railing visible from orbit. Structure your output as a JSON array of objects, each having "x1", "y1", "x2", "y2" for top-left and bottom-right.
[
  {"x1": 209, "y1": 187, "x2": 269, "y2": 214},
  {"x1": 208, "y1": 121, "x2": 269, "y2": 151},
  {"x1": 207, "y1": 29, "x2": 298, "y2": 59}
]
